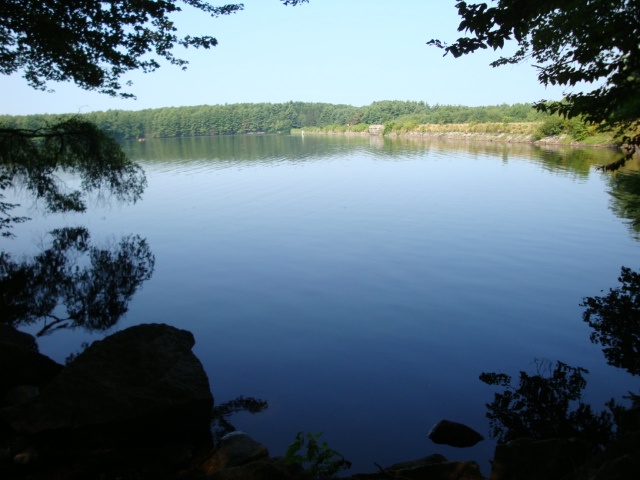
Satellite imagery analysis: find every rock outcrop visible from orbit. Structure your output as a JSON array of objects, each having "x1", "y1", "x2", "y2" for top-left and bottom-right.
[
  {"x1": 1, "y1": 323, "x2": 213, "y2": 445},
  {"x1": 0, "y1": 325, "x2": 62, "y2": 397}
]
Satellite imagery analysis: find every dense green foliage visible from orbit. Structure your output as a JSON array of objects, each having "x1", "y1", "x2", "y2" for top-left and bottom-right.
[
  {"x1": 430, "y1": 0, "x2": 640, "y2": 168},
  {"x1": 0, "y1": 101, "x2": 549, "y2": 140}
]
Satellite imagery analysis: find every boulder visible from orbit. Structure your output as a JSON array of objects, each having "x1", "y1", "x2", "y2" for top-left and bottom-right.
[
  {"x1": 590, "y1": 453, "x2": 640, "y2": 480},
  {"x1": 428, "y1": 419, "x2": 484, "y2": 448},
  {"x1": 385, "y1": 453, "x2": 448, "y2": 470},
  {"x1": 0, "y1": 342, "x2": 62, "y2": 395},
  {"x1": 203, "y1": 457, "x2": 308, "y2": 480},
  {"x1": 202, "y1": 432, "x2": 269, "y2": 474},
  {"x1": 4, "y1": 385, "x2": 39, "y2": 406},
  {"x1": 346, "y1": 456, "x2": 484, "y2": 480},
  {"x1": 489, "y1": 437, "x2": 590, "y2": 480},
  {"x1": 0, "y1": 323, "x2": 213, "y2": 445},
  {"x1": 0, "y1": 324, "x2": 38, "y2": 351}
]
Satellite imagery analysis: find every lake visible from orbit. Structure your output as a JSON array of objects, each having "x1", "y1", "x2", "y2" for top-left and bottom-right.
[{"x1": 3, "y1": 134, "x2": 639, "y2": 474}]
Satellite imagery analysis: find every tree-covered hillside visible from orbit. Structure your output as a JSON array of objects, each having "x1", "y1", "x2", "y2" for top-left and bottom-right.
[{"x1": 0, "y1": 101, "x2": 549, "y2": 141}]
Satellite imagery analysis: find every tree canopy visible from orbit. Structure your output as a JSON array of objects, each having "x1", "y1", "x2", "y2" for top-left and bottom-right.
[
  {"x1": 0, "y1": 1, "x2": 308, "y2": 97},
  {"x1": 1, "y1": 0, "x2": 244, "y2": 97},
  {"x1": 429, "y1": 0, "x2": 640, "y2": 168}
]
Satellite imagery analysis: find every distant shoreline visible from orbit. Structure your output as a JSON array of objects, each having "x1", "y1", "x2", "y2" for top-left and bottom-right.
[{"x1": 295, "y1": 127, "x2": 620, "y2": 150}]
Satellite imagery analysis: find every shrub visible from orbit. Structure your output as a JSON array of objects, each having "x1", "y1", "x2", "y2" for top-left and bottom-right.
[{"x1": 284, "y1": 431, "x2": 351, "y2": 480}]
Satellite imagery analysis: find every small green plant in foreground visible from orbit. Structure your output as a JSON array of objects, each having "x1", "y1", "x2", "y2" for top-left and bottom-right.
[{"x1": 284, "y1": 431, "x2": 351, "y2": 479}]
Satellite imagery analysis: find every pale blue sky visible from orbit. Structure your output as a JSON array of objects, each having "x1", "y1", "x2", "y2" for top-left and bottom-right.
[{"x1": 0, "y1": 0, "x2": 568, "y2": 115}]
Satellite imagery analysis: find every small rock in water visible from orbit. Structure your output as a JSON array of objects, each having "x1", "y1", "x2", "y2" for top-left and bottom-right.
[{"x1": 428, "y1": 419, "x2": 484, "y2": 448}]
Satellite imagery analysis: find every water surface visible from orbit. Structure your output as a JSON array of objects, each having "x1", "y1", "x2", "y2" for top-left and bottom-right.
[{"x1": 4, "y1": 134, "x2": 639, "y2": 474}]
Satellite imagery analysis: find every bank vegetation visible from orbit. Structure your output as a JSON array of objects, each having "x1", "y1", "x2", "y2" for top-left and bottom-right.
[{"x1": 0, "y1": 100, "x2": 627, "y2": 148}]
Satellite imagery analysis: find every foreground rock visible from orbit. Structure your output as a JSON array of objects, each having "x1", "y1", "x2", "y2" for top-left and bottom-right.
[
  {"x1": 0, "y1": 323, "x2": 213, "y2": 445},
  {"x1": 201, "y1": 432, "x2": 269, "y2": 474},
  {"x1": 489, "y1": 437, "x2": 590, "y2": 480},
  {"x1": 345, "y1": 454, "x2": 484, "y2": 480},
  {"x1": 428, "y1": 419, "x2": 484, "y2": 448},
  {"x1": 0, "y1": 325, "x2": 62, "y2": 396}
]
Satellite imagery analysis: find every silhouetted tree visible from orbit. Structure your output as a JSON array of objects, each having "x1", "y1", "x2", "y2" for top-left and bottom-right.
[{"x1": 429, "y1": 1, "x2": 640, "y2": 170}]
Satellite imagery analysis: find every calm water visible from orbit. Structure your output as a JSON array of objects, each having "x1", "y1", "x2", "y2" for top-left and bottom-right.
[{"x1": 4, "y1": 134, "x2": 640, "y2": 474}]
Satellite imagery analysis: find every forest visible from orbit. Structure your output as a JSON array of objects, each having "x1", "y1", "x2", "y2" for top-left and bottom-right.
[{"x1": 0, "y1": 101, "x2": 551, "y2": 141}]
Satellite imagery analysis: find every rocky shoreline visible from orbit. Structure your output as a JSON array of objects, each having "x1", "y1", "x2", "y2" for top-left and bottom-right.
[
  {"x1": 1, "y1": 323, "x2": 638, "y2": 479},
  {"x1": 298, "y1": 128, "x2": 620, "y2": 150}
]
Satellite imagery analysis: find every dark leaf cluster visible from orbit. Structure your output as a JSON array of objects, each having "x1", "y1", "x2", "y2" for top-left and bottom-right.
[
  {"x1": 0, "y1": 117, "x2": 146, "y2": 234},
  {"x1": 0, "y1": 0, "x2": 244, "y2": 97},
  {"x1": 429, "y1": 1, "x2": 640, "y2": 168},
  {"x1": 0, "y1": 227, "x2": 155, "y2": 335},
  {"x1": 480, "y1": 359, "x2": 618, "y2": 451},
  {"x1": 582, "y1": 266, "x2": 640, "y2": 375},
  {"x1": 210, "y1": 395, "x2": 268, "y2": 442}
]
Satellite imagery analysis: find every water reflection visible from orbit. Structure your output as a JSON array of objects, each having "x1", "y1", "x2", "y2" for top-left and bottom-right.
[
  {"x1": 608, "y1": 172, "x2": 640, "y2": 241},
  {"x1": 0, "y1": 227, "x2": 155, "y2": 335},
  {"x1": 8, "y1": 134, "x2": 639, "y2": 473},
  {"x1": 582, "y1": 266, "x2": 640, "y2": 377},
  {"x1": 1, "y1": 119, "x2": 146, "y2": 237},
  {"x1": 210, "y1": 396, "x2": 269, "y2": 442},
  {"x1": 124, "y1": 135, "x2": 625, "y2": 175}
]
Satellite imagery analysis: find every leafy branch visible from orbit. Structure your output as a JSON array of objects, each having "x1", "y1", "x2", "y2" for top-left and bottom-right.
[{"x1": 284, "y1": 431, "x2": 351, "y2": 480}]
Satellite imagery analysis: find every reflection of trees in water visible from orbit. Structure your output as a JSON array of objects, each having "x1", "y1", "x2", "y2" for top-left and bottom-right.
[
  {"x1": 480, "y1": 360, "x2": 617, "y2": 451},
  {"x1": 480, "y1": 267, "x2": 640, "y2": 450},
  {"x1": 0, "y1": 227, "x2": 155, "y2": 335},
  {"x1": 608, "y1": 172, "x2": 640, "y2": 241},
  {"x1": 127, "y1": 135, "x2": 624, "y2": 177},
  {"x1": 210, "y1": 396, "x2": 268, "y2": 442},
  {"x1": 0, "y1": 119, "x2": 146, "y2": 236},
  {"x1": 582, "y1": 266, "x2": 640, "y2": 376}
]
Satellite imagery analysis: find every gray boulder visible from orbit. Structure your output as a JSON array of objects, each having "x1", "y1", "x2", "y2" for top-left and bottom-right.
[{"x1": 0, "y1": 323, "x2": 213, "y2": 444}]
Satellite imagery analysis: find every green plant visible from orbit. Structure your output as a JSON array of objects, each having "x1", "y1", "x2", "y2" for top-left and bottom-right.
[
  {"x1": 535, "y1": 115, "x2": 566, "y2": 138},
  {"x1": 284, "y1": 431, "x2": 351, "y2": 479}
]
